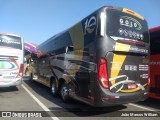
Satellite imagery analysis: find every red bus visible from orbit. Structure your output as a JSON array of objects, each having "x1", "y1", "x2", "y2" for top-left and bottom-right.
[{"x1": 149, "y1": 26, "x2": 160, "y2": 99}]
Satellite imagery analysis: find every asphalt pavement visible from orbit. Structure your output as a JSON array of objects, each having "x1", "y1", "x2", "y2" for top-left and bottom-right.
[{"x1": 0, "y1": 77, "x2": 159, "y2": 120}]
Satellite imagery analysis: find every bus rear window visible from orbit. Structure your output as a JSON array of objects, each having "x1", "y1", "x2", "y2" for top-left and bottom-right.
[
  {"x1": 106, "y1": 10, "x2": 149, "y2": 43},
  {"x1": 0, "y1": 35, "x2": 22, "y2": 50}
]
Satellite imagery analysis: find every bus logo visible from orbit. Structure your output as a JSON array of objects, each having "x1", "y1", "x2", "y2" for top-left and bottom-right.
[
  {"x1": 120, "y1": 16, "x2": 142, "y2": 30},
  {"x1": 84, "y1": 16, "x2": 96, "y2": 34}
]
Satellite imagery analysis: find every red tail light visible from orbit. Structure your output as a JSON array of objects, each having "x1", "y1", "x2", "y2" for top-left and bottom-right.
[
  {"x1": 118, "y1": 39, "x2": 144, "y2": 46},
  {"x1": 98, "y1": 58, "x2": 109, "y2": 88},
  {"x1": 16, "y1": 64, "x2": 24, "y2": 78},
  {"x1": 148, "y1": 77, "x2": 150, "y2": 85}
]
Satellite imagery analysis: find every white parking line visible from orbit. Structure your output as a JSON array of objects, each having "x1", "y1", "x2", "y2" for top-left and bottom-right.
[
  {"x1": 128, "y1": 103, "x2": 157, "y2": 111},
  {"x1": 22, "y1": 84, "x2": 60, "y2": 120}
]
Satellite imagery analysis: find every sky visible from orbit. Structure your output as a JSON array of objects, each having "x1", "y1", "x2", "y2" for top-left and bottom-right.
[{"x1": 0, "y1": 0, "x2": 160, "y2": 44}]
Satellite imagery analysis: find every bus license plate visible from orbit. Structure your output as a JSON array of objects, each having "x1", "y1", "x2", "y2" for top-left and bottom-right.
[{"x1": 128, "y1": 84, "x2": 136, "y2": 89}]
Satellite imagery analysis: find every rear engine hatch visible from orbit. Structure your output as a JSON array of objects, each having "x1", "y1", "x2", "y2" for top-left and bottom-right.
[{"x1": 106, "y1": 42, "x2": 149, "y2": 93}]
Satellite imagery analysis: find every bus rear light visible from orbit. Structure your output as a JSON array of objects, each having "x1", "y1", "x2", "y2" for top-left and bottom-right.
[
  {"x1": 126, "y1": 9, "x2": 135, "y2": 14},
  {"x1": 98, "y1": 58, "x2": 109, "y2": 89},
  {"x1": 148, "y1": 76, "x2": 151, "y2": 85},
  {"x1": 88, "y1": 96, "x2": 94, "y2": 101},
  {"x1": 118, "y1": 39, "x2": 144, "y2": 46},
  {"x1": 144, "y1": 92, "x2": 148, "y2": 95},
  {"x1": 148, "y1": 66, "x2": 150, "y2": 85},
  {"x1": 148, "y1": 77, "x2": 150, "y2": 85},
  {"x1": 123, "y1": 8, "x2": 144, "y2": 20},
  {"x1": 16, "y1": 64, "x2": 24, "y2": 78}
]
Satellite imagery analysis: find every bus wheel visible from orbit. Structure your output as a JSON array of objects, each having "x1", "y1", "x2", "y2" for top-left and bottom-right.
[
  {"x1": 30, "y1": 73, "x2": 34, "y2": 82},
  {"x1": 50, "y1": 80, "x2": 58, "y2": 96},
  {"x1": 60, "y1": 82, "x2": 70, "y2": 102}
]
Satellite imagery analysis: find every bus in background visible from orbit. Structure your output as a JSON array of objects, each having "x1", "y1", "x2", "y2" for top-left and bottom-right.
[
  {"x1": 149, "y1": 26, "x2": 160, "y2": 99},
  {"x1": 0, "y1": 32, "x2": 24, "y2": 87},
  {"x1": 31, "y1": 6, "x2": 150, "y2": 107},
  {"x1": 24, "y1": 41, "x2": 38, "y2": 76}
]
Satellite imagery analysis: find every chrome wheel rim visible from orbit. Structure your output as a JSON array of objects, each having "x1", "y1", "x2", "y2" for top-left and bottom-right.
[{"x1": 61, "y1": 86, "x2": 68, "y2": 98}]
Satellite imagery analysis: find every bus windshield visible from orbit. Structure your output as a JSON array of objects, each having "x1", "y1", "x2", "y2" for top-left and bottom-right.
[
  {"x1": 106, "y1": 10, "x2": 149, "y2": 43},
  {"x1": 0, "y1": 35, "x2": 22, "y2": 50}
]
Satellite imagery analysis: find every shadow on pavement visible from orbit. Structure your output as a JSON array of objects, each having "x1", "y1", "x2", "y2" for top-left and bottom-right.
[
  {"x1": 0, "y1": 86, "x2": 19, "y2": 92},
  {"x1": 136, "y1": 98, "x2": 160, "y2": 110},
  {"x1": 24, "y1": 79, "x2": 127, "y2": 117}
]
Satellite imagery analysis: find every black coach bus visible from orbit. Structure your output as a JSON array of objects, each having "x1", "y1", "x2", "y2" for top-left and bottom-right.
[{"x1": 30, "y1": 6, "x2": 150, "y2": 107}]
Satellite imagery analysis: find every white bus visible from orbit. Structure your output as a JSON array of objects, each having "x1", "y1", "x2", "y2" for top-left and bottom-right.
[{"x1": 0, "y1": 32, "x2": 24, "y2": 87}]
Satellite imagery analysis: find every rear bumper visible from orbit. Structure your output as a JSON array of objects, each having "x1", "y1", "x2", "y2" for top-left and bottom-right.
[
  {"x1": 92, "y1": 86, "x2": 149, "y2": 107},
  {"x1": 96, "y1": 92, "x2": 148, "y2": 107},
  {"x1": 0, "y1": 78, "x2": 23, "y2": 87}
]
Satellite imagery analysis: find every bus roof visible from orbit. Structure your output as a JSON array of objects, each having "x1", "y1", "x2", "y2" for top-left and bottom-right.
[
  {"x1": 149, "y1": 26, "x2": 160, "y2": 32},
  {"x1": 0, "y1": 32, "x2": 22, "y2": 38}
]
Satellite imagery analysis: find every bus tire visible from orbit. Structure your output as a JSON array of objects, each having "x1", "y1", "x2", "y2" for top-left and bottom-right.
[
  {"x1": 50, "y1": 79, "x2": 58, "y2": 96},
  {"x1": 60, "y1": 82, "x2": 70, "y2": 102}
]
